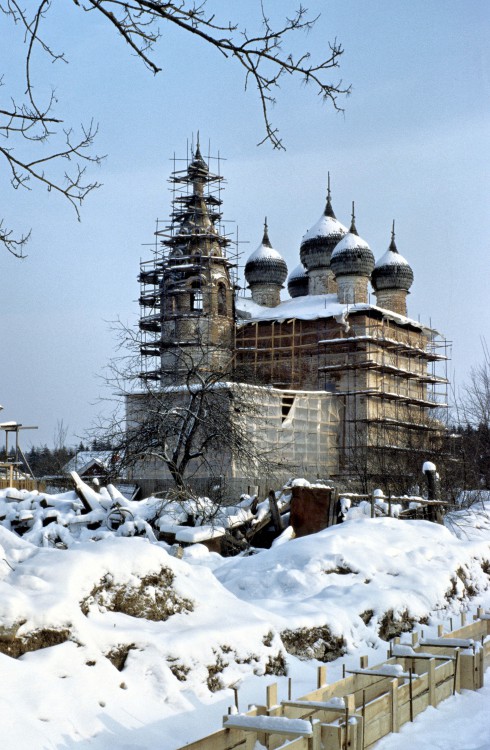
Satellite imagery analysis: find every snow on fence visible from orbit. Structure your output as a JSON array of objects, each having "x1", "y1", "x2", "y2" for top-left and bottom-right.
[
  {"x1": 178, "y1": 610, "x2": 490, "y2": 750},
  {"x1": 339, "y1": 490, "x2": 449, "y2": 522}
]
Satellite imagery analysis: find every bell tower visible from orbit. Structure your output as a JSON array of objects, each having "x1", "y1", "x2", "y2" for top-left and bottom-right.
[{"x1": 138, "y1": 139, "x2": 235, "y2": 385}]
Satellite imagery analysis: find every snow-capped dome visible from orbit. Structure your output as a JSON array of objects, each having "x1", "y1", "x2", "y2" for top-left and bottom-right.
[
  {"x1": 287, "y1": 263, "x2": 309, "y2": 298},
  {"x1": 330, "y1": 208, "x2": 375, "y2": 278},
  {"x1": 372, "y1": 227, "x2": 414, "y2": 292},
  {"x1": 300, "y1": 181, "x2": 347, "y2": 271},
  {"x1": 244, "y1": 220, "x2": 288, "y2": 287}
]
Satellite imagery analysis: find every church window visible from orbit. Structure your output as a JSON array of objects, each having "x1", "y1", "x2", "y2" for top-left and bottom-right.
[
  {"x1": 191, "y1": 282, "x2": 203, "y2": 311},
  {"x1": 217, "y1": 283, "x2": 227, "y2": 316}
]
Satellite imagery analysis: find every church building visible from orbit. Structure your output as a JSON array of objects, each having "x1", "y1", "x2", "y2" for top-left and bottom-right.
[{"x1": 132, "y1": 142, "x2": 449, "y2": 495}]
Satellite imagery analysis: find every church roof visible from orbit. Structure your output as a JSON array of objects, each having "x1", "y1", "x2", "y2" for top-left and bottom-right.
[
  {"x1": 287, "y1": 263, "x2": 309, "y2": 298},
  {"x1": 330, "y1": 206, "x2": 375, "y2": 278},
  {"x1": 244, "y1": 220, "x2": 288, "y2": 287},
  {"x1": 372, "y1": 225, "x2": 414, "y2": 292},
  {"x1": 299, "y1": 178, "x2": 347, "y2": 270},
  {"x1": 235, "y1": 292, "x2": 432, "y2": 333},
  {"x1": 301, "y1": 213, "x2": 348, "y2": 243}
]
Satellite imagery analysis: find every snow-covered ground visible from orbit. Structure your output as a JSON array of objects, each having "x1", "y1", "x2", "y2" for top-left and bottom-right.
[
  {"x1": 375, "y1": 667, "x2": 490, "y2": 750},
  {"x1": 1, "y1": 486, "x2": 490, "y2": 749}
]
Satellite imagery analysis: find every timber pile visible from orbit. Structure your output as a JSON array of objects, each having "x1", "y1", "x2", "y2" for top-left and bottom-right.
[
  {"x1": 0, "y1": 474, "x2": 292, "y2": 551},
  {"x1": 177, "y1": 610, "x2": 490, "y2": 750}
]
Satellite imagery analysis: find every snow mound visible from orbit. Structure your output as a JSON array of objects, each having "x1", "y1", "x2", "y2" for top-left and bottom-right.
[
  {"x1": 215, "y1": 518, "x2": 490, "y2": 652},
  {"x1": 0, "y1": 531, "x2": 286, "y2": 699}
]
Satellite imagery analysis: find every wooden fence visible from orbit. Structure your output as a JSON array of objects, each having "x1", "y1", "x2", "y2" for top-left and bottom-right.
[
  {"x1": 0, "y1": 478, "x2": 44, "y2": 492},
  {"x1": 0, "y1": 463, "x2": 45, "y2": 492},
  {"x1": 178, "y1": 610, "x2": 490, "y2": 750}
]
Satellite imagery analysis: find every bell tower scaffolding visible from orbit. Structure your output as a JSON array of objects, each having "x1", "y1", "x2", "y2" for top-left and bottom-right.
[{"x1": 138, "y1": 139, "x2": 237, "y2": 384}]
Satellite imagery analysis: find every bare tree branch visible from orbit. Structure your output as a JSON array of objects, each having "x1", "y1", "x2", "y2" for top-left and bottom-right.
[
  {"x1": 79, "y1": 1, "x2": 349, "y2": 149},
  {"x1": 1, "y1": 1, "x2": 103, "y2": 254},
  {"x1": 1, "y1": 1, "x2": 349, "y2": 254},
  {"x1": 96, "y1": 321, "x2": 285, "y2": 502}
]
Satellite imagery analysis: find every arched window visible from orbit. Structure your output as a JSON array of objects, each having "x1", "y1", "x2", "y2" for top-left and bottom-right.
[
  {"x1": 217, "y1": 283, "x2": 227, "y2": 316},
  {"x1": 191, "y1": 281, "x2": 203, "y2": 311}
]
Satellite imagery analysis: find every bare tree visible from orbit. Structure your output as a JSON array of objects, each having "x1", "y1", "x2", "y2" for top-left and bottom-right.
[
  {"x1": 461, "y1": 340, "x2": 490, "y2": 430},
  {"x1": 455, "y1": 340, "x2": 490, "y2": 490},
  {"x1": 98, "y1": 327, "x2": 285, "y2": 502},
  {"x1": 1, "y1": 1, "x2": 349, "y2": 254}
]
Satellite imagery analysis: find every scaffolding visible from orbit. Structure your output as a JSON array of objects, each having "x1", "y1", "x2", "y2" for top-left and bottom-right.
[
  {"x1": 138, "y1": 141, "x2": 239, "y2": 382},
  {"x1": 235, "y1": 309, "x2": 450, "y2": 486}
]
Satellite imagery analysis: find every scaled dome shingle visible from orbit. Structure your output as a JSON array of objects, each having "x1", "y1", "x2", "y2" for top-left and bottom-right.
[
  {"x1": 287, "y1": 263, "x2": 309, "y2": 298},
  {"x1": 244, "y1": 222, "x2": 288, "y2": 287},
  {"x1": 372, "y1": 231, "x2": 414, "y2": 292},
  {"x1": 300, "y1": 189, "x2": 347, "y2": 271},
  {"x1": 330, "y1": 211, "x2": 375, "y2": 278}
]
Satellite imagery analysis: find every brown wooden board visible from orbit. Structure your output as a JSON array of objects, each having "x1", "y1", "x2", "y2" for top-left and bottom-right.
[{"x1": 290, "y1": 486, "x2": 335, "y2": 537}]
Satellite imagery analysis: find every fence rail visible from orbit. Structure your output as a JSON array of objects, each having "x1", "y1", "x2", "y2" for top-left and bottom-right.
[
  {"x1": 0, "y1": 477, "x2": 44, "y2": 492},
  {"x1": 178, "y1": 610, "x2": 490, "y2": 750}
]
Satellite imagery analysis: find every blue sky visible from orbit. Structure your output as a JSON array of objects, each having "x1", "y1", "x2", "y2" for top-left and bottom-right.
[{"x1": 1, "y1": 1, "x2": 488, "y2": 447}]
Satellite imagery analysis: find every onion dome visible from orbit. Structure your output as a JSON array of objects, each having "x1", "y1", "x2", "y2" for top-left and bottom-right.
[
  {"x1": 372, "y1": 222, "x2": 414, "y2": 292},
  {"x1": 330, "y1": 203, "x2": 375, "y2": 278},
  {"x1": 244, "y1": 219, "x2": 288, "y2": 287},
  {"x1": 187, "y1": 136, "x2": 209, "y2": 180},
  {"x1": 287, "y1": 263, "x2": 309, "y2": 298},
  {"x1": 299, "y1": 175, "x2": 348, "y2": 270}
]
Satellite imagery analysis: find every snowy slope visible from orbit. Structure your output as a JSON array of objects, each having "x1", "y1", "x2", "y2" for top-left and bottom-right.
[{"x1": 0, "y1": 494, "x2": 490, "y2": 749}]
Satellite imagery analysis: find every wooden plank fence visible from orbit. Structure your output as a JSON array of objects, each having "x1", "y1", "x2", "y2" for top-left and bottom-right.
[
  {"x1": 178, "y1": 609, "x2": 490, "y2": 750},
  {"x1": 0, "y1": 478, "x2": 44, "y2": 492}
]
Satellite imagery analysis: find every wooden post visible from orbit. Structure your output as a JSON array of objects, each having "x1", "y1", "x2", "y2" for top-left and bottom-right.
[
  {"x1": 453, "y1": 649, "x2": 460, "y2": 694},
  {"x1": 370, "y1": 493, "x2": 375, "y2": 518},
  {"x1": 233, "y1": 686, "x2": 239, "y2": 712},
  {"x1": 321, "y1": 723, "x2": 343, "y2": 750},
  {"x1": 409, "y1": 667, "x2": 414, "y2": 722},
  {"x1": 345, "y1": 694, "x2": 356, "y2": 713},
  {"x1": 461, "y1": 612, "x2": 467, "y2": 627},
  {"x1": 437, "y1": 624, "x2": 444, "y2": 637},
  {"x1": 266, "y1": 683, "x2": 278, "y2": 710},
  {"x1": 317, "y1": 665, "x2": 327, "y2": 689},
  {"x1": 361, "y1": 690, "x2": 366, "y2": 750},
  {"x1": 269, "y1": 490, "x2": 283, "y2": 533},
  {"x1": 390, "y1": 678, "x2": 399, "y2": 733},
  {"x1": 360, "y1": 655, "x2": 368, "y2": 669},
  {"x1": 411, "y1": 631, "x2": 419, "y2": 647},
  {"x1": 460, "y1": 652, "x2": 475, "y2": 690},
  {"x1": 428, "y1": 659, "x2": 436, "y2": 707},
  {"x1": 288, "y1": 677, "x2": 292, "y2": 700},
  {"x1": 311, "y1": 719, "x2": 322, "y2": 750}
]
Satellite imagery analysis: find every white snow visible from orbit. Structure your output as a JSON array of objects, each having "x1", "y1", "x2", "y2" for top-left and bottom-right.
[
  {"x1": 224, "y1": 714, "x2": 313, "y2": 735},
  {"x1": 301, "y1": 213, "x2": 347, "y2": 242},
  {"x1": 374, "y1": 248, "x2": 411, "y2": 268},
  {"x1": 246, "y1": 240, "x2": 285, "y2": 263},
  {"x1": 374, "y1": 668, "x2": 490, "y2": 750},
  {"x1": 331, "y1": 231, "x2": 371, "y2": 256},
  {"x1": 0, "y1": 485, "x2": 490, "y2": 749},
  {"x1": 288, "y1": 262, "x2": 308, "y2": 281},
  {"x1": 235, "y1": 292, "x2": 428, "y2": 331}
]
